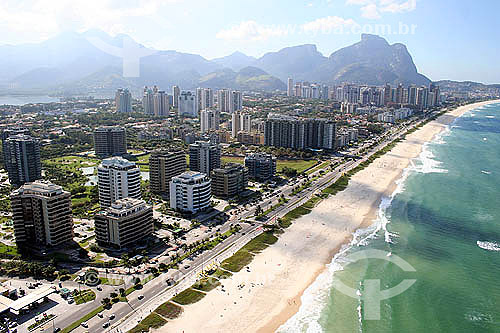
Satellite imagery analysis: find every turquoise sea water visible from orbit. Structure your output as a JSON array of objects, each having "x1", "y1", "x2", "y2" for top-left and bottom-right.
[{"x1": 280, "y1": 103, "x2": 500, "y2": 332}]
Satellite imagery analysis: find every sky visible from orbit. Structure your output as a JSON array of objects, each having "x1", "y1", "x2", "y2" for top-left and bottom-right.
[{"x1": 0, "y1": 0, "x2": 499, "y2": 83}]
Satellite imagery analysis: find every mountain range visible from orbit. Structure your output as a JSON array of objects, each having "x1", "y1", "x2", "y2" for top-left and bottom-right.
[{"x1": 0, "y1": 31, "x2": 434, "y2": 97}]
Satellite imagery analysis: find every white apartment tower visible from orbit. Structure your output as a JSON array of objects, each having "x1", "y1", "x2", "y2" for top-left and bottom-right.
[
  {"x1": 169, "y1": 171, "x2": 212, "y2": 214},
  {"x1": 200, "y1": 109, "x2": 220, "y2": 133},
  {"x1": 97, "y1": 157, "x2": 142, "y2": 207},
  {"x1": 287, "y1": 78, "x2": 293, "y2": 97},
  {"x1": 115, "y1": 88, "x2": 132, "y2": 113},
  {"x1": 178, "y1": 91, "x2": 197, "y2": 117}
]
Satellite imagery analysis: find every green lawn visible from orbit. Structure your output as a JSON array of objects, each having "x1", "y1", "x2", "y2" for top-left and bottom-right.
[
  {"x1": 44, "y1": 156, "x2": 100, "y2": 171},
  {"x1": 240, "y1": 232, "x2": 278, "y2": 253},
  {"x1": 171, "y1": 288, "x2": 206, "y2": 305},
  {"x1": 221, "y1": 156, "x2": 244, "y2": 165},
  {"x1": 73, "y1": 290, "x2": 96, "y2": 305},
  {"x1": 210, "y1": 268, "x2": 233, "y2": 279},
  {"x1": 192, "y1": 277, "x2": 221, "y2": 292},
  {"x1": 155, "y1": 302, "x2": 183, "y2": 319},
  {"x1": 0, "y1": 242, "x2": 18, "y2": 257},
  {"x1": 220, "y1": 250, "x2": 254, "y2": 272},
  {"x1": 128, "y1": 313, "x2": 167, "y2": 333},
  {"x1": 277, "y1": 159, "x2": 317, "y2": 174}
]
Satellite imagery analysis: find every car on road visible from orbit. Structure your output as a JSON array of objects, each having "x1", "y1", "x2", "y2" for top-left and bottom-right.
[
  {"x1": 53, "y1": 328, "x2": 61, "y2": 332},
  {"x1": 98, "y1": 312, "x2": 103, "y2": 318},
  {"x1": 102, "y1": 322, "x2": 109, "y2": 328},
  {"x1": 184, "y1": 265, "x2": 190, "y2": 269},
  {"x1": 81, "y1": 322, "x2": 88, "y2": 328},
  {"x1": 96, "y1": 286, "x2": 102, "y2": 291},
  {"x1": 109, "y1": 313, "x2": 115, "y2": 320},
  {"x1": 138, "y1": 294, "x2": 144, "y2": 300}
]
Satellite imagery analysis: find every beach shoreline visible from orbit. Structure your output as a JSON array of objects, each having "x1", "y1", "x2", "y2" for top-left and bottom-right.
[{"x1": 160, "y1": 100, "x2": 500, "y2": 333}]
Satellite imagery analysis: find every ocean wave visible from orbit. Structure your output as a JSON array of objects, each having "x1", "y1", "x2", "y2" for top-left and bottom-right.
[
  {"x1": 477, "y1": 241, "x2": 500, "y2": 252},
  {"x1": 276, "y1": 222, "x2": 381, "y2": 333},
  {"x1": 279, "y1": 119, "x2": 455, "y2": 332},
  {"x1": 411, "y1": 144, "x2": 448, "y2": 174},
  {"x1": 278, "y1": 168, "x2": 408, "y2": 332},
  {"x1": 485, "y1": 115, "x2": 495, "y2": 118}
]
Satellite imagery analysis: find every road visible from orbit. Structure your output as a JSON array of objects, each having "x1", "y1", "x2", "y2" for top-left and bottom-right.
[{"x1": 37, "y1": 113, "x2": 431, "y2": 333}]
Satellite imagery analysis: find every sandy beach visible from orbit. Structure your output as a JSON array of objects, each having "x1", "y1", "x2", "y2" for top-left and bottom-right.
[{"x1": 160, "y1": 100, "x2": 499, "y2": 333}]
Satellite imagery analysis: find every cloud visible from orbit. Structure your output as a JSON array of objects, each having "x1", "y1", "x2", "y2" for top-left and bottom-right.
[
  {"x1": 302, "y1": 16, "x2": 358, "y2": 34},
  {"x1": 360, "y1": 4, "x2": 381, "y2": 19},
  {"x1": 216, "y1": 21, "x2": 292, "y2": 41},
  {"x1": 380, "y1": 0, "x2": 417, "y2": 13},
  {"x1": 345, "y1": 0, "x2": 417, "y2": 19},
  {"x1": 0, "y1": 0, "x2": 182, "y2": 43}
]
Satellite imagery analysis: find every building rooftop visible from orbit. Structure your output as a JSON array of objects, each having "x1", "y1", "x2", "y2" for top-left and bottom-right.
[
  {"x1": 172, "y1": 171, "x2": 210, "y2": 184},
  {"x1": 12, "y1": 180, "x2": 66, "y2": 197},
  {"x1": 101, "y1": 198, "x2": 148, "y2": 218},
  {"x1": 100, "y1": 156, "x2": 137, "y2": 169}
]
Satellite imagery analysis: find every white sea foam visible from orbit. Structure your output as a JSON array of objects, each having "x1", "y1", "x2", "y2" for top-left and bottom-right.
[
  {"x1": 477, "y1": 241, "x2": 500, "y2": 252},
  {"x1": 485, "y1": 115, "x2": 495, "y2": 118},
  {"x1": 481, "y1": 170, "x2": 491, "y2": 175},
  {"x1": 411, "y1": 143, "x2": 448, "y2": 174}
]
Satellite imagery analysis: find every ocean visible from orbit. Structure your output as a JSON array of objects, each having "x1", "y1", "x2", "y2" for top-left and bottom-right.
[
  {"x1": 0, "y1": 95, "x2": 59, "y2": 106},
  {"x1": 280, "y1": 102, "x2": 500, "y2": 332}
]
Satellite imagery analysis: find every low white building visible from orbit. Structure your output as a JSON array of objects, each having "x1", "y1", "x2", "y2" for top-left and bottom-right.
[{"x1": 170, "y1": 171, "x2": 212, "y2": 214}]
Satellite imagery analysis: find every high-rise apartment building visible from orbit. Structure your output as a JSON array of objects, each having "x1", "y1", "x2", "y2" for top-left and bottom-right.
[
  {"x1": 97, "y1": 157, "x2": 141, "y2": 207},
  {"x1": 93, "y1": 126, "x2": 127, "y2": 158},
  {"x1": 231, "y1": 112, "x2": 252, "y2": 138},
  {"x1": 244, "y1": 153, "x2": 277, "y2": 181},
  {"x1": 142, "y1": 86, "x2": 154, "y2": 114},
  {"x1": 169, "y1": 171, "x2": 212, "y2": 214},
  {"x1": 178, "y1": 91, "x2": 197, "y2": 117},
  {"x1": 217, "y1": 89, "x2": 242, "y2": 113},
  {"x1": 11, "y1": 181, "x2": 73, "y2": 247},
  {"x1": 153, "y1": 89, "x2": 170, "y2": 117},
  {"x1": 188, "y1": 141, "x2": 221, "y2": 176},
  {"x1": 3, "y1": 134, "x2": 42, "y2": 187},
  {"x1": 264, "y1": 115, "x2": 337, "y2": 150},
  {"x1": 287, "y1": 78, "x2": 294, "y2": 97},
  {"x1": 196, "y1": 88, "x2": 214, "y2": 112},
  {"x1": 94, "y1": 198, "x2": 153, "y2": 249},
  {"x1": 200, "y1": 109, "x2": 220, "y2": 133},
  {"x1": 211, "y1": 163, "x2": 248, "y2": 198},
  {"x1": 115, "y1": 88, "x2": 132, "y2": 113},
  {"x1": 149, "y1": 150, "x2": 186, "y2": 196},
  {"x1": 172, "y1": 85, "x2": 180, "y2": 108}
]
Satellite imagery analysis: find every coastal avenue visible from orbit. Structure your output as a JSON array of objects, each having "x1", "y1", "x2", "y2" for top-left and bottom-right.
[{"x1": 37, "y1": 111, "x2": 433, "y2": 333}]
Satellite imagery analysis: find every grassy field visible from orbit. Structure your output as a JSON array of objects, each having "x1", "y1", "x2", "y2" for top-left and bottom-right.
[
  {"x1": 44, "y1": 156, "x2": 100, "y2": 170},
  {"x1": 73, "y1": 290, "x2": 96, "y2": 305},
  {"x1": 129, "y1": 313, "x2": 167, "y2": 333},
  {"x1": 221, "y1": 156, "x2": 244, "y2": 165},
  {"x1": 0, "y1": 242, "x2": 18, "y2": 257},
  {"x1": 171, "y1": 288, "x2": 206, "y2": 305},
  {"x1": 221, "y1": 157, "x2": 317, "y2": 175},
  {"x1": 192, "y1": 277, "x2": 221, "y2": 292},
  {"x1": 155, "y1": 302, "x2": 183, "y2": 319},
  {"x1": 277, "y1": 159, "x2": 317, "y2": 174},
  {"x1": 210, "y1": 268, "x2": 233, "y2": 279},
  {"x1": 240, "y1": 232, "x2": 278, "y2": 253}
]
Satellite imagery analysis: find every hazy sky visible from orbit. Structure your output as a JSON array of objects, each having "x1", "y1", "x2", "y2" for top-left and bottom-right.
[{"x1": 0, "y1": 0, "x2": 498, "y2": 83}]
